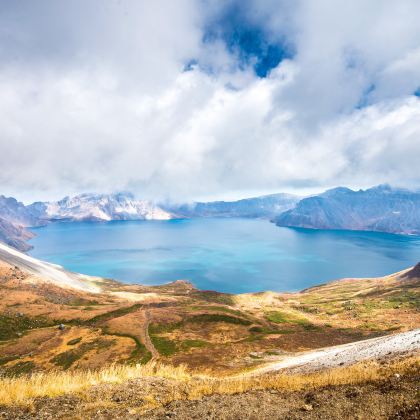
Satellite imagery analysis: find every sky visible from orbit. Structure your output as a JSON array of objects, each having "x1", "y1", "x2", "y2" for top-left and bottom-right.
[{"x1": 1, "y1": 0, "x2": 420, "y2": 203}]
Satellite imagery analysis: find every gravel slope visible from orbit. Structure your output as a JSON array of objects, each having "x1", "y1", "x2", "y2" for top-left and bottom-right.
[
  {"x1": 255, "y1": 329, "x2": 420, "y2": 375},
  {"x1": 0, "y1": 242, "x2": 100, "y2": 293}
]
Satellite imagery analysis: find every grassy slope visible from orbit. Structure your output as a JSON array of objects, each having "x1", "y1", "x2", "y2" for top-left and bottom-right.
[
  {"x1": 0, "y1": 259, "x2": 418, "y2": 417},
  {"x1": 0, "y1": 260, "x2": 419, "y2": 375}
]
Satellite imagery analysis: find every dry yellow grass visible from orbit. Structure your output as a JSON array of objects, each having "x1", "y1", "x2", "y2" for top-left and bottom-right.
[
  {"x1": 189, "y1": 356, "x2": 419, "y2": 398},
  {"x1": 0, "y1": 362, "x2": 191, "y2": 406},
  {"x1": 0, "y1": 356, "x2": 418, "y2": 410}
]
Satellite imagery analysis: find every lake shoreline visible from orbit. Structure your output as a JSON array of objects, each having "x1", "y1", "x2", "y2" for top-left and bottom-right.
[{"x1": 28, "y1": 218, "x2": 420, "y2": 294}]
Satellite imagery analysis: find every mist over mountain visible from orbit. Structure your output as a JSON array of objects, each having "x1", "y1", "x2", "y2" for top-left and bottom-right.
[
  {"x1": 275, "y1": 185, "x2": 420, "y2": 235},
  {"x1": 164, "y1": 193, "x2": 300, "y2": 218},
  {"x1": 28, "y1": 193, "x2": 172, "y2": 222}
]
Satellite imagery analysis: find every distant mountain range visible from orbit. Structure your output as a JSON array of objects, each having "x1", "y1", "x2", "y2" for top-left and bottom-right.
[
  {"x1": 0, "y1": 185, "x2": 419, "y2": 252},
  {"x1": 0, "y1": 193, "x2": 172, "y2": 251},
  {"x1": 275, "y1": 185, "x2": 420, "y2": 235}
]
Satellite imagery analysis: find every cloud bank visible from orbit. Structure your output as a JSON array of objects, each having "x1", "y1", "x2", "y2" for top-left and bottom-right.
[{"x1": 1, "y1": 0, "x2": 420, "y2": 201}]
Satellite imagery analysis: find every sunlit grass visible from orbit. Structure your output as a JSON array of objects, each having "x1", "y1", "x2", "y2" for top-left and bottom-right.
[
  {"x1": 0, "y1": 356, "x2": 418, "y2": 410},
  {"x1": 0, "y1": 362, "x2": 190, "y2": 406}
]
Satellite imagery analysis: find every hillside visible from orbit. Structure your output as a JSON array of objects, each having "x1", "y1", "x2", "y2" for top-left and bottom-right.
[
  {"x1": 275, "y1": 185, "x2": 420, "y2": 234},
  {"x1": 0, "y1": 246, "x2": 418, "y2": 417}
]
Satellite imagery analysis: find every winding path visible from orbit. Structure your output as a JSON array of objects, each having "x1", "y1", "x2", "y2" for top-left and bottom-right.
[{"x1": 143, "y1": 309, "x2": 159, "y2": 360}]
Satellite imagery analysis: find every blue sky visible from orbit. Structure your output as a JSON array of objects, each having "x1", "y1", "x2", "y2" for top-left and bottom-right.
[
  {"x1": 0, "y1": 0, "x2": 420, "y2": 202},
  {"x1": 202, "y1": 1, "x2": 294, "y2": 78}
]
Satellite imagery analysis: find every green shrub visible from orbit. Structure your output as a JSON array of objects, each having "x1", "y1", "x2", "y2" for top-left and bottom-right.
[
  {"x1": 191, "y1": 291, "x2": 234, "y2": 305},
  {"x1": 266, "y1": 311, "x2": 316, "y2": 330},
  {"x1": 86, "y1": 304, "x2": 143, "y2": 324},
  {"x1": 4, "y1": 361, "x2": 35, "y2": 376},
  {"x1": 0, "y1": 315, "x2": 53, "y2": 341},
  {"x1": 66, "y1": 337, "x2": 82, "y2": 346},
  {"x1": 180, "y1": 339, "x2": 209, "y2": 350},
  {"x1": 265, "y1": 311, "x2": 289, "y2": 323},
  {"x1": 149, "y1": 322, "x2": 183, "y2": 334},
  {"x1": 150, "y1": 335, "x2": 178, "y2": 356},
  {"x1": 188, "y1": 313, "x2": 251, "y2": 326}
]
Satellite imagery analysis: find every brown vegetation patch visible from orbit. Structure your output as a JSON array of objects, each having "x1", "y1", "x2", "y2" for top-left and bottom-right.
[{"x1": 0, "y1": 326, "x2": 136, "y2": 374}]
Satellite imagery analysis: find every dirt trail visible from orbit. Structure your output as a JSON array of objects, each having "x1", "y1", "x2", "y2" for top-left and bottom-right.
[
  {"x1": 252, "y1": 328, "x2": 420, "y2": 375},
  {"x1": 143, "y1": 309, "x2": 159, "y2": 360}
]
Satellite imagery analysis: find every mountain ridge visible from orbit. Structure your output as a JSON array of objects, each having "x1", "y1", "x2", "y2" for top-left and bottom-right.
[
  {"x1": 163, "y1": 192, "x2": 300, "y2": 218},
  {"x1": 274, "y1": 184, "x2": 420, "y2": 235},
  {"x1": 28, "y1": 192, "x2": 173, "y2": 222}
]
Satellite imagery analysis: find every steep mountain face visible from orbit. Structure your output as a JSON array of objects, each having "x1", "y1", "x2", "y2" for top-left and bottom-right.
[
  {"x1": 0, "y1": 196, "x2": 44, "y2": 251},
  {"x1": 275, "y1": 185, "x2": 420, "y2": 235},
  {"x1": 0, "y1": 196, "x2": 43, "y2": 227},
  {"x1": 33, "y1": 193, "x2": 173, "y2": 222},
  {"x1": 0, "y1": 217, "x2": 34, "y2": 251},
  {"x1": 166, "y1": 193, "x2": 300, "y2": 218}
]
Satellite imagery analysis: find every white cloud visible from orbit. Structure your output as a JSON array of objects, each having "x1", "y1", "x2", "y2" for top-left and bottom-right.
[
  {"x1": 0, "y1": 0, "x2": 419, "y2": 202},
  {"x1": 273, "y1": 0, "x2": 420, "y2": 124}
]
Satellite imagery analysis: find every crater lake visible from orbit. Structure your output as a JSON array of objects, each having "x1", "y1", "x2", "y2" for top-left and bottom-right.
[{"x1": 29, "y1": 218, "x2": 420, "y2": 293}]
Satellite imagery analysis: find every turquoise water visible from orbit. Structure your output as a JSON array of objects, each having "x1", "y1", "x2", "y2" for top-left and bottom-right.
[{"x1": 29, "y1": 218, "x2": 420, "y2": 293}]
